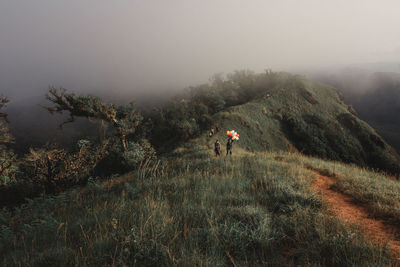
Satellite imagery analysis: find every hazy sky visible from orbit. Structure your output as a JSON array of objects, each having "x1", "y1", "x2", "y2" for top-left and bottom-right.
[{"x1": 1, "y1": 0, "x2": 400, "y2": 100}]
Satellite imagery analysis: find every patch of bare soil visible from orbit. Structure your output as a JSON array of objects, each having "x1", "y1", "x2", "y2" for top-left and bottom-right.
[{"x1": 313, "y1": 174, "x2": 400, "y2": 261}]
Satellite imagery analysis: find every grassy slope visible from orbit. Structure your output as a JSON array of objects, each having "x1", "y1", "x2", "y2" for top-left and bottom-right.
[
  {"x1": 210, "y1": 76, "x2": 400, "y2": 174},
  {"x1": 2, "y1": 76, "x2": 400, "y2": 265},
  {"x1": 1, "y1": 139, "x2": 399, "y2": 266}
]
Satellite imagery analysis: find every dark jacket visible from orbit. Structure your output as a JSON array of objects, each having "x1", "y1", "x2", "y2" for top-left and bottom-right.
[
  {"x1": 226, "y1": 139, "x2": 233, "y2": 149},
  {"x1": 215, "y1": 141, "x2": 221, "y2": 151}
]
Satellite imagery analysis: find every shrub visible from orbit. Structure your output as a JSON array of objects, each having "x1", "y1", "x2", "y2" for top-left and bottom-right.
[{"x1": 19, "y1": 140, "x2": 108, "y2": 193}]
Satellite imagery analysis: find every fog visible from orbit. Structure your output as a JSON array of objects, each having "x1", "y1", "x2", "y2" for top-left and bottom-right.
[{"x1": 1, "y1": 0, "x2": 400, "y2": 102}]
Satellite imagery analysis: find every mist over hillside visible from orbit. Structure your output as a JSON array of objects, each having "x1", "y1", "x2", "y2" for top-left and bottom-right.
[
  {"x1": 2, "y1": 1, "x2": 400, "y2": 265},
  {"x1": 2, "y1": 1, "x2": 400, "y2": 100},
  {"x1": 2, "y1": 0, "x2": 400, "y2": 155},
  {"x1": 4, "y1": 91, "x2": 177, "y2": 152}
]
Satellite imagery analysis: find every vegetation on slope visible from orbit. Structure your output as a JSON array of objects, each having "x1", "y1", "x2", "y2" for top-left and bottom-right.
[
  {"x1": 0, "y1": 96, "x2": 18, "y2": 186},
  {"x1": 198, "y1": 74, "x2": 400, "y2": 175},
  {"x1": 1, "y1": 70, "x2": 399, "y2": 265},
  {"x1": 302, "y1": 156, "x2": 400, "y2": 226},
  {"x1": 1, "y1": 144, "x2": 398, "y2": 266},
  {"x1": 0, "y1": 91, "x2": 156, "y2": 205}
]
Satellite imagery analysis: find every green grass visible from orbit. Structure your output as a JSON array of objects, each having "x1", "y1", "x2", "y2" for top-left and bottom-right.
[{"x1": 1, "y1": 142, "x2": 398, "y2": 266}]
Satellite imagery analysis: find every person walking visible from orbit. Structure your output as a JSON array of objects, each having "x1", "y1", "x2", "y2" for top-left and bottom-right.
[
  {"x1": 209, "y1": 128, "x2": 214, "y2": 137},
  {"x1": 226, "y1": 138, "x2": 233, "y2": 156},
  {"x1": 214, "y1": 140, "x2": 221, "y2": 157}
]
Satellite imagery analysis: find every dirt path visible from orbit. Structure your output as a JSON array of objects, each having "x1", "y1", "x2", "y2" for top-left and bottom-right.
[{"x1": 312, "y1": 174, "x2": 400, "y2": 261}]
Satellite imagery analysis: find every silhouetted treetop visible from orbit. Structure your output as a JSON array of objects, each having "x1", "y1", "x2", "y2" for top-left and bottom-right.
[{"x1": 0, "y1": 96, "x2": 10, "y2": 123}]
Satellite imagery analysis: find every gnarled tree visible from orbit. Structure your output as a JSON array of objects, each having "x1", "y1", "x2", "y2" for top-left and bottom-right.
[{"x1": 43, "y1": 87, "x2": 143, "y2": 151}]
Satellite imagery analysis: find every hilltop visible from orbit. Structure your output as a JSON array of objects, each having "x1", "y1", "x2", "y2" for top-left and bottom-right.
[{"x1": 178, "y1": 73, "x2": 400, "y2": 175}]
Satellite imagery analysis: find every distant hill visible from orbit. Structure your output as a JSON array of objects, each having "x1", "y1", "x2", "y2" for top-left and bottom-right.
[{"x1": 203, "y1": 75, "x2": 400, "y2": 175}]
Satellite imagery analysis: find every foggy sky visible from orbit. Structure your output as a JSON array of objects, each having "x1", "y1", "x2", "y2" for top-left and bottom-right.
[{"x1": 1, "y1": 0, "x2": 400, "y2": 101}]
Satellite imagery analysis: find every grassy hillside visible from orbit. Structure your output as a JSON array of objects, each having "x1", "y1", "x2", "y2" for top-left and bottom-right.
[
  {"x1": 1, "y1": 140, "x2": 399, "y2": 266},
  {"x1": 207, "y1": 75, "x2": 400, "y2": 175},
  {"x1": 2, "y1": 71, "x2": 400, "y2": 265}
]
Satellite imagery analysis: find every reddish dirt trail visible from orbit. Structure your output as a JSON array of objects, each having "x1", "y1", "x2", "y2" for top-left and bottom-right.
[{"x1": 313, "y1": 174, "x2": 400, "y2": 261}]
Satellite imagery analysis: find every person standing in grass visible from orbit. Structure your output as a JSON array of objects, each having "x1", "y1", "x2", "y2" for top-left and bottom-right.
[
  {"x1": 214, "y1": 139, "x2": 221, "y2": 157},
  {"x1": 226, "y1": 138, "x2": 233, "y2": 156}
]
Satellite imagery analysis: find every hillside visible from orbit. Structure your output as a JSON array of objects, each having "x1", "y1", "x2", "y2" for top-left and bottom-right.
[
  {"x1": 309, "y1": 68, "x2": 400, "y2": 154},
  {"x1": 2, "y1": 72, "x2": 400, "y2": 265},
  {"x1": 2, "y1": 142, "x2": 400, "y2": 266},
  {"x1": 4, "y1": 71, "x2": 399, "y2": 175},
  {"x1": 202, "y1": 75, "x2": 400, "y2": 175}
]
